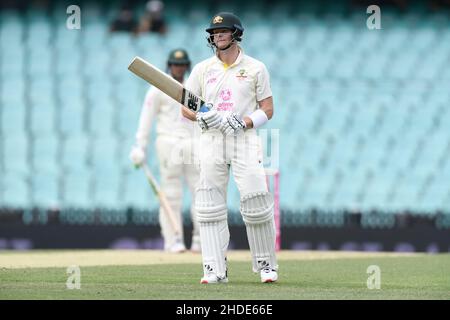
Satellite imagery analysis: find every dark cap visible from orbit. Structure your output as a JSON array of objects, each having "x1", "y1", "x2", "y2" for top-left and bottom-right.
[
  {"x1": 167, "y1": 49, "x2": 190, "y2": 65},
  {"x1": 205, "y1": 12, "x2": 244, "y2": 37}
]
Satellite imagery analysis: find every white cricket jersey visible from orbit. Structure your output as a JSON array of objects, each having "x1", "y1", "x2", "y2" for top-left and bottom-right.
[
  {"x1": 135, "y1": 84, "x2": 198, "y2": 147},
  {"x1": 185, "y1": 49, "x2": 273, "y2": 119}
]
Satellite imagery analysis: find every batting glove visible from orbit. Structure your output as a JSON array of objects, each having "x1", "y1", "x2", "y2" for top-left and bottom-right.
[
  {"x1": 129, "y1": 145, "x2": 146, "y2": 167},
  {"x1": 196, "y1": 108, "x2": 222, "y2": 132},
  {"x1": 220, "y1": 113, "x2": 247, "y2": 136}
]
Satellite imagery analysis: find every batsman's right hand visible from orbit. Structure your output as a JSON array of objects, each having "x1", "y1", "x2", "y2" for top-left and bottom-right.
[
  {"x1": 196, "y1": 108, "x2": 222, "y2": 132},
  {"x1": 129, "y1": 146, "x2": 146, "y2": 167}
]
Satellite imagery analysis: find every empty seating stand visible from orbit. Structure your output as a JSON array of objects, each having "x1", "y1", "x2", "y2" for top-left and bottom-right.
[{"x1": 0, "y1": 2, "x2": 449, "y2": 226}]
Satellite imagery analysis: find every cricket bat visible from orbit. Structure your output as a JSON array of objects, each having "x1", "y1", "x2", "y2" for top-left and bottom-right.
[
  {"x1": 128, "y1": 56, "x2": 210, "y2": 112},
  {"x1": 142, "y1": 163, "x2": 181, "y2": 236}
]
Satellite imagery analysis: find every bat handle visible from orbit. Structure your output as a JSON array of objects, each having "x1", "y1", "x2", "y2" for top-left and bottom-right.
[{"x1": 199, "y1": 103, "x2": 212, "y2": 113}]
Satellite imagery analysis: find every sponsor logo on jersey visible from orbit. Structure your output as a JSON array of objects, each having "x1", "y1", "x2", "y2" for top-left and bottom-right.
[
  {"x1": 217, "y1": 102, "x2": 233, "y2": 111},
  {"x1": 220, "y1": 89, "x2": 232, "y2": 101},
  {"x1": 218, "y1": 89, "x2": 233, "y2": 111},
  {"x1": 236, "y1": 69, "x2": 247, "y2": 79},
  {"x1": 206, "y1": 70, "x2": 218, "y2": 85},
  {"x1": 207, "y1": 77, "x2": 217, "y2": 84}
]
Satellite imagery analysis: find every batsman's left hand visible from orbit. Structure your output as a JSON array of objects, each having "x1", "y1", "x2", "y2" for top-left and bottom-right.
[
  {"x1": 220, "y1": 113, "x2": 247, "y2": 136},
  {"x1": 196, "y1": 108, "x2": 222, "y2": 132}
]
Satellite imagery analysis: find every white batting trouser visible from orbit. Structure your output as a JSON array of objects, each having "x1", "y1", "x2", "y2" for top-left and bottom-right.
[
  {"x1": 196, "y1": 129, "x2": 278, "y2": 276},
  {"x1": 156, "y1": 134, "x2": 200, "y2": 250}
]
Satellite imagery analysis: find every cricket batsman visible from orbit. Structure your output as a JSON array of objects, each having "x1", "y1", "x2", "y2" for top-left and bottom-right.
[
  {"x1": 130, "y1": 49, "x2": 201, "y2": 253},
  {"x1": 182, "y1": 13, "x2": 278, "y2": 283}
]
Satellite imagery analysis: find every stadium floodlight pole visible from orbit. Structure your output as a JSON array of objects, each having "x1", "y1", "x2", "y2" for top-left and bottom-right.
[{"x1": 141, "y1": 163, "x2": 181, "y2": 236}]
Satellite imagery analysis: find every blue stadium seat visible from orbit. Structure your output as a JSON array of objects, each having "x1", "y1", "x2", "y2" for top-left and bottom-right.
[
  {"x1": 1, "y1": 75, "x2": 25, "y2": 105},
  {"x1": 88, "y1": 100, "x2": 115, "y2": 137},
  {"x1": 29, "y1": 78, "x2": 55, "y2": 103},
  {"x1": 0, "y1": 15, "x2": 24, "y2": 41},
  {"x1": 90, "y1": 137, "x2": 119, "y2": 173},
  {"x1": 80, "y1": 22, "x2": 108, "y2": 50},
  {"x1": 414, "y1": 135, "x2": 446, "y2": 169},
  {"x1": 62, "y1": 171, "x2": 92, "y2": 209},
  {"x1": 29, "y1": 49, "x2": 52, "y2": 77},
  {"x1": 58, "y1": 76, "x2": 83, "y2": 99},
  {"x1": 383, "y1": 28, "x2": 409, "y2": 51},
  {"x1": 26, "y1": 20, "x2": 52, "y2": 48},
  {"x1": 31, "y1": 135, "x2": 59, "y2": 175},
  {"x1": 294, "y1": 167, "x2": 328, "y2": 211},
  {"x1": 54, "y1": 24, "x2": 80, "y2": 50},
  {"x1": 30, "y1": 101, "x2": 57, "y2": 136},
  {"x1": 2, "y1": 134, "x2": 29, "y2": 175},
  {"x1": 92, "y1": 171, "x2": 122, "y2": 209},
  {"x1": 412, "y1": 28, "x2": 437, "y2": 52},
  {"x1": 85, "y1": 80, "x2": 113, "y2": 104},
  {"x1": 61, "y1": 134, "x2": 90, "y2": 174},
  {"x1": 395, "y1": 171, "x2": 424, "y2": 212},
  {"x1": 83, "y1": 51, "x2": 110, "y2": 79},
  {"x1": 1, "y1": 173, "x2": 29, "y2": 209},
  {"x1": 58, "y1": 103, "x2": 85, "y2": 136},
  {"x1": 108, "y1": 33, "x2": 132, "y2": 51},
  {"x1": 30, "y1": 172, "x2": 59, "y2": 208},
  {"x1": 1, "y1": 103, "x2": 26, "y2": 136},
  {"x1": 328, "y1": 136, "x2": 356, "y2": 169},
  {"x1": 135, "y1": 34, "x2": 167, "y2": 53},
  {"x1": 364, "y1": 174, "x2": 395, "y2": 212},
  {"x1": 117, "y1": 100, "x2": 141, "y2": 137},
  {"x1": 54, "y1": 49, "x2": 82, "y2": 77},
  {"x1": 0, "y1": 49, "x2": 25, "y2": 77},
  {"x1": 332, "y1": 171, "x2": 360, "y2": 211},
  {"x1": 110, "y1": 49, "x2": 138, "y2": 78},
  {"x1": 115, "y1": 76, "x2": 142, "y2": 106}
]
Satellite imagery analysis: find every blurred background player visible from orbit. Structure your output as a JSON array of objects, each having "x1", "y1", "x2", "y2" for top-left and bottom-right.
[
  {"x1": 183, "y1": 12, "x2": 278, "y2": 283},
  {"x1": 130, "y1": 49, "x2": 201, "y2": 253}
]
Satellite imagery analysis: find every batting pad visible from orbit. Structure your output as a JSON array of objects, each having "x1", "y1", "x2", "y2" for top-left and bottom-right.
[
  {"x1": 199, "y1": 220, "x2": 229, "y2": 279},
  {"x1": 241, "y1": 192, "x2": 278, "y2": 272},
  {"x1": 195, "y1": 181, "x2": 229, "y2": 278}
]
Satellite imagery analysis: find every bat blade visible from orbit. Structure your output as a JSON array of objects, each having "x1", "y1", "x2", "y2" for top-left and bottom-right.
[{"x1": 128, "y1": 56, "x2": 206, "y2": 112}]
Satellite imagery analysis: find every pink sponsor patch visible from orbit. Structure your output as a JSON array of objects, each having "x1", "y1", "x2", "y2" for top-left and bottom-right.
[
  {"x1": 206, "y1": 70, "x2": 217, "y2": 85},
  {"x1": 217, "y1": 89, "x2": 233, "y2": 111},
  {"x1": 207, "y1": 77, "x2": 217, "y2": 84},
  {"x1": 217, "y1": 102, "x2": 234, "y2": 111},
  {"x1": 220, "y1": 89, "x2": 232, "y2": 101}
]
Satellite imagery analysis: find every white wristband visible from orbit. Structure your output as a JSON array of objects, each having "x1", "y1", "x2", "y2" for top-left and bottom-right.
[{"x1": 249, "y1": 109, "x2": 269, "y2": 128}]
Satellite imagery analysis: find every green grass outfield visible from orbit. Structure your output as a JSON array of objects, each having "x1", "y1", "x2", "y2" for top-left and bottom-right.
[{"x1": 0, "y1": 250, "x2": 449, "y2": 300}]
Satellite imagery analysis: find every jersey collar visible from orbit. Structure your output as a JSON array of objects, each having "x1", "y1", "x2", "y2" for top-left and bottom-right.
[{"x1": 215, "y1": 47, "x2": 244, "y2": 70}]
